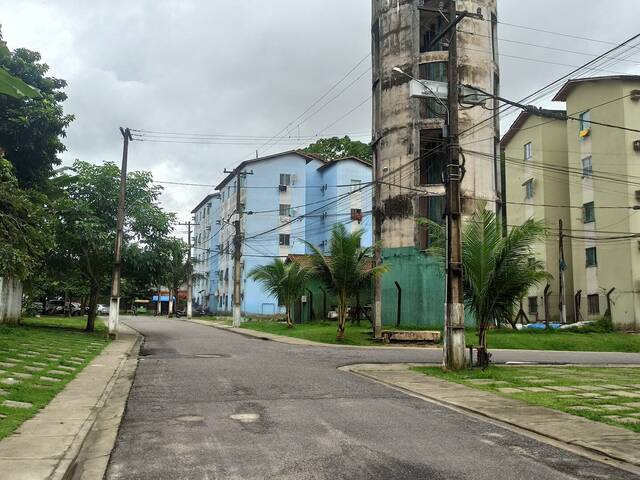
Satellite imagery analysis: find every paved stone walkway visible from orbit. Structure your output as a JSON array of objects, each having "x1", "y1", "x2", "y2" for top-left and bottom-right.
[
  {"x1": 347, "y1": 364, "x2": 640, "y2": 472},
  {"x1": 0, "y1": 326, "x2": 140, "y2": 480}
]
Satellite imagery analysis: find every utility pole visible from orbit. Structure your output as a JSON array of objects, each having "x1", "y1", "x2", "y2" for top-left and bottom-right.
[
  {"x1": 187, "y1": 221, "x2": 193, "y2": 319},
  {"x1": 225, "y1": 168, "x2": 253, "y2": 328},
  {"x1": 443, "y1": 0, "x2": 466, "y2": 371},
  {"x1": 108, "y1": 127, "x2": 132, "y2": 339},
  {"x1": 558, "y1": 219, "x2": 567, "y2": 324}
]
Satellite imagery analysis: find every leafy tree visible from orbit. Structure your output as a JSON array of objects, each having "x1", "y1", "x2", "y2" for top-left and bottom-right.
[
  {"x1": 0, "y1": 157, "x2": 51, "y2": 281},
  {"x1": 303, "y1": 136, "x2": 372, "y2": 162},
  {"x1": 162, "y1": 239, "x2": 189, "y2": 316},
  {"x1": 248, "y1": 259, "x2": 310, "y2": 328},
  {"x1": 0, "y1": 29, "x2": 73, "y2": 189},
  {"x1": 426, "y1": 205, "x2": 549, "y2": 365},
  {"x1": 304, "y1": 224, "x2": 387, "y2": 340},
  {"x1": 52, "y1": 161, "x2": 174, "y2": 331}
]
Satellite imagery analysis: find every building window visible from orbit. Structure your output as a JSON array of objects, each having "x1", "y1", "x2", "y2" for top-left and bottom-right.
[
  {"x1": 587, "y1": 294, "x2": 600, "y2": 315},
  {"x1": 580, "y1": 111, "x2": 591, "y2": 138},
  {"x1": 583, "y1": 202, "x2": 595, "y2": 223},
  {"x1": 279, "y1": 204, "x2": 291, "y2": 216},
  {"x1": 280, "y1": 174, "x2": 292, "y2": 186},
  {"x1": 419, "y1": 128, "x2": 447, "y2": 185},
  {"x1": 528, "y1": 296, "x2": 538, "y2": 315},
  {"x1": 420, "y1": 2, "x2": 448, "y2": 53},
  {"x1": 524, "y1": 179, "x2": 534, "y2": 200},
  {"x1": 524, "y1": 142, "x2": 532, "y2": 160},
  {"x1": 582, "y1": 156, "x2": 593, "y2": 177},
  {"x1": 418, "y1": 62, "x2": 448, "y2": 119},
  {"x1": 418, "y1": 196, "x2": 446, "y2": 250},
  {"x1": 586, "y1": 247, "x2": 598, "y2": 267},
  {"x1": 350, "y1": 179, "x2": 362, "y2": 192},
  {"x1": 279, "y1": 234, "x2": 290, "y2": 246},
  {"x1": 351, "y1": 208, "x2": 363, "y2": 222}
]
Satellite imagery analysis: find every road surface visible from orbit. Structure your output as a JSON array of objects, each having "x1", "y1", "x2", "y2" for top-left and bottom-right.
[{"x1": 106, "y1": 317, "x2": 640, "y2": 479}]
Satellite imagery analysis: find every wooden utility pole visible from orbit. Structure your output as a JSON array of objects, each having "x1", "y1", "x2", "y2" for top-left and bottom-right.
[
  {"x1": 225, "y1": 168, "x2": 253, "y2": 328},
  {"x1": 108, "y1": 127, "x2": 132, "y2": 339},
  {"x1": 444, "y1": 0, "x2": 466, "y2": 371},
  {"x1": 558, "y1": 219, "x2": 567, "y2": 324},
  {"x1": 187, "y1": 221, "x2": 193, "y2": 319}
]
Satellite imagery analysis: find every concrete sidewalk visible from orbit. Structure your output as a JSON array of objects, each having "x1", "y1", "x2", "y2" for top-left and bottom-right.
[
  {"x1": 0, "y1": 325, "x2": 141, "y2": 480},
  {"x1": 346, "y1": 363, "x2": 640, "y2": 474}
]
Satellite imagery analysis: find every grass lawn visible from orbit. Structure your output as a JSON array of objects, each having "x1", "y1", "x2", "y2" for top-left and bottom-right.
[
  {"x1": 414, "y1": 366, "x2": 640, "y2": 433},
  {"x1": 241, "y1": 321, "x2": 378, "y2": 346},
  {"x1": 467, "y1": 328, "x2": 640, "y2": 352},
  {"x1": 0, "y1": 316, "x2": 109, "y2": 440}
]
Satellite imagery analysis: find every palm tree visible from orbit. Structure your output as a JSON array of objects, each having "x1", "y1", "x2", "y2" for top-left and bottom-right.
[
  {"x1": 248, "y1": 259, "x2": 310, "y2": 327},
  {"x1": 426, "y1": 205, "x2": 550, "y2": 364},
  {"x1": 304, "y1": 224, "x2": 388, "y2": 341}
]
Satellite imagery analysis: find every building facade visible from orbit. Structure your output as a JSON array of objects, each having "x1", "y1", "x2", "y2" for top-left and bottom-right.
[
  {"x1": 371, "y1": 0, "x2": 501, "y2": 327},
  {"x1": 209, "y1": 150, "x2": 372, "y2": 315},
  {"x1": 503, "y1": 75, "x2": 640, "y2": 330},
  {"x1": 502, "y1": 112, "x2": 573, "y2": 322},
  {"x1": 191, "y1": 193, "x2": 220, "y2": 312}
]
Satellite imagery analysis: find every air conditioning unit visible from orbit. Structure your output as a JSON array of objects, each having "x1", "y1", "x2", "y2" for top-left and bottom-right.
[
  {"x1": 636, "y1": 190, "x2": 640, "y2": 202},
  {"x1": 633, "y1": 140, "x2": 640, "y2": 152},
  {"x1": 631, "y1": 89, "x2": 640, "y2": 102},
  {"x1": 279, "y1": 184, "x2": 288, "y2": 192}
]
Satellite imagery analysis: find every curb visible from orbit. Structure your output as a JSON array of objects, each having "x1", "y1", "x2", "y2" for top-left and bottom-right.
[
  {"x1": 344, "y1": 364, "x2": 640, "y2": 476},
  {"x1": 54, "y1": 329, "x2": 143, "y2": 480},
  {"x1": 184, "y1": 319, "x2": 441, "y2": 350}
]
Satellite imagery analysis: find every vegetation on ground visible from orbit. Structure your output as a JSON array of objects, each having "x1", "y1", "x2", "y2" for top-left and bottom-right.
[
  {"x1": 0, "y1": 316, "x2": 108, "y2": 439},
  {"x1": 425, "y1": 205, "x2": 549, "y2": 364},
  {"x1": 241, "y1": 321, "x2": 378, "y2": 346},
  {"x1": 248, "y1": 260, "x2": 311, "y2": 328},
  {"x1": 304, "y1": 223, "x2": 387, "y2": 341},
  {"x1": 414, "y1": 366, "x2": 640, "y2": 433}
]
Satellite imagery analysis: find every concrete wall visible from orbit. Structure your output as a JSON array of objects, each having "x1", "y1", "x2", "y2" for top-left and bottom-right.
[
  {"x1": 372, "y1": 0, "x2": 499, "y2": 328},
  {"x1": 562, "y1": 79, "x2": 640, "y2": 330},
  {"x1": 0, "y1": 276, "x2": 23, "y2": 325}
]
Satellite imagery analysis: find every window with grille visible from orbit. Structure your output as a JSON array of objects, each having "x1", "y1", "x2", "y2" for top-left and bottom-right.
[
  {"x1": 528, "y1": 296, "x2": 538, "y2": 315},
  {"x1": 587, "y1": 294, "x2": 600, "y2": 315},
  {"x1": 583, "y1": 202, "x2": 595, "y2": 223},
  {"x1": 582, "y1": 156, "x2": 593, "y2": 177},
  {"x1": 280, "y1": 174, "x2": 291, "y2": 186},
  {"x1": 524, "y1": 179, "x2": 534, "y2": 199},
  {"x1": 279, "y1": 234, "x2": 290, "y2": 246},
  {"x1": 524, "y1": 142, "x2": 532, "y2": 160},
  {"x1": 585, "y1": 247, "x2": 598, "y2": 267},
  {"x1": 279, "y1": 204, "x2": 291, "y2": 216}
]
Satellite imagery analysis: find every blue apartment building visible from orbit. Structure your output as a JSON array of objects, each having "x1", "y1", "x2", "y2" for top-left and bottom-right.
[
  {"x1": 191, "y1": 150, "x2": 372, "y2": 315},
  {"x1": 190, "y1": 192, "x2": 221, "y2": 312}
]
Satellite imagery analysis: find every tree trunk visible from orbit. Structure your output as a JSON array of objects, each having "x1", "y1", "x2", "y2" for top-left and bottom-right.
[
  {"x1": 156, "y1": 286, "x2": 162, "y2": 316},
  {"x1": 168, "y1": 288, "x2": 174, "y2": 318},
  {"x1": 285, "y1": 305, "x2": 293, "y2": 328},
  {"x1": 336, "y1": 296, "x2": 346, "y2": 341},
  {"x1": 85, "y1": 285, "x2": 98, "y2": 332},
  {"x1": 64, "y1": 289, "x2": 70, "y2": 317},
  {"x1": 477, "y1": 321, "x2": 491, "y2": 369}
]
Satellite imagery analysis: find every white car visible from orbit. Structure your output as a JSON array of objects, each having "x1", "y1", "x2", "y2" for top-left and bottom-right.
[{"x1": 96, "y1": 304, "x2": 110, "y2": 315}]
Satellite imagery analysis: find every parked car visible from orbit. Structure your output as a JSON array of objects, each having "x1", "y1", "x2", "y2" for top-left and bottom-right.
[
  {"x1": 44, "y1": 299, "x2": 82, "y2": 316},
  {"x1": 96, "y1": 304, "x2": 110, "y2": 315}
]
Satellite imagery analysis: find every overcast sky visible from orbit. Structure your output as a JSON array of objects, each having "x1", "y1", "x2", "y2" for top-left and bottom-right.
[{"x1": 2, "y1": 0, "x2": 638, "y2": 223}]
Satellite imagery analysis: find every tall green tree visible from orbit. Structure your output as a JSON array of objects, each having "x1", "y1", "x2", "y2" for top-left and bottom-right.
[
  {"x1": 0, "y1": 29, "x2": 73, "y2": 189},
  {"x1": 304, "y1": 136, "x2": 372, "y2": 163},
  {"x1": 426, "y1": 206, "x2": 549, "y2": 364},
  {"x1": 249, "y1": 259, "x2": 310, "y2": 327},
  {"x1": 52, "y1": 161, "x2": 174, "y2": 331},
  {"x1": 305, "y1": 224, "x2": 387, "y2": 340},
  {"x1": 0, "y1": 157, "x2": 51, "y2": 282}
]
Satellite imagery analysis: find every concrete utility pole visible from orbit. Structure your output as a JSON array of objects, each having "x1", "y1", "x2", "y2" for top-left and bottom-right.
[
  {"x1": 225, "y1": 168, "x2": 253, "y2": 328},
  {"x1": 108, "y1": 127, "x2": 132, "y2": 339},
  {"x1": 558, "y1": 219, "x2": 567, "y2": 324},
  {"x1": 443, "y1": 0, "x2": 466, "y2": 371},
  {"x1": 187, "y1": 221, "x2": 193, "y2": 319}
]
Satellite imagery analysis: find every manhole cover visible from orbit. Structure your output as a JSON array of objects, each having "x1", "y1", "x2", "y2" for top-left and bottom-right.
[
  {"x1": 176, "y1": 415, "x2": 204, "y2": 423},
  {"x1": 194, "y1": 354, "x2": 227, "y2": 358}
]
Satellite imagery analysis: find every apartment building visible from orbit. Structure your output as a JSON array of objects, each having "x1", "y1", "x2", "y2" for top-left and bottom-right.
[
  {"x1": 504, "y1": 75, "x2": 640, "y2": 329},
  {"x1": 502, "y1": 112, "x2": 573, "y2": 322},
  {"x1": 209, "y1": 150, "x2": 372, "y2": 315},
  {"x1": 190, "y1": 193, "x2": 220, "y2": 312}
]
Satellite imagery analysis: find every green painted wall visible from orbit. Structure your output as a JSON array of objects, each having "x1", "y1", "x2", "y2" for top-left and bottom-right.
[{"x1": 292, "y1": 278, "x2": 373, "y2": 324}]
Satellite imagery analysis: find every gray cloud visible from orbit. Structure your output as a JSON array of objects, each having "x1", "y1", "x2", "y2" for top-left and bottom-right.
[{"x1": 1, "y1": 0, "x2": 638, "y2": 222}]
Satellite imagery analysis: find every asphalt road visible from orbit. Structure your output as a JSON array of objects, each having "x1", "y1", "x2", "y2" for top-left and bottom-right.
[{"x1": 106, "y1": 318, "x2": 640, "y2": 480}]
